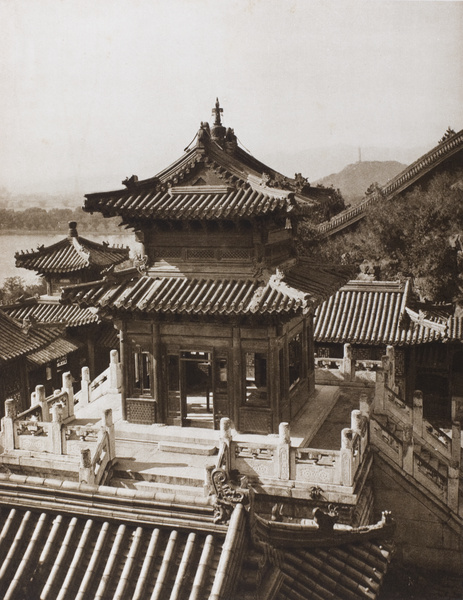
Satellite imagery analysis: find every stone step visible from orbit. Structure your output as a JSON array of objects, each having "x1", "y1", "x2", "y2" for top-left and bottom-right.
[
  {"x1": 110, "y1": 477, "x2": 209, "y2": 500},
  {"x1": 158, "y1": 441, "x2": 218, "y2": 456},
  {"x1": 112, "y1": 466, "x2": 206, "y2": 488},
  {"x1": 115, "y1": 423, "x2": 220, "y2": 447}
]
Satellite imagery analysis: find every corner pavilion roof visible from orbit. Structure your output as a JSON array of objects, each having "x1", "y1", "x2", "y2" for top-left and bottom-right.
[
  {"x1": 83, "y1": 101, "x2": 335, "y2": 223},
  {"x1": 15, "y1": 221, "x2": 129, "y2": 276},
  {"x1": 2, "y1": 296, "x2": 100, "y2": 327},
  {"x1": 314, "y1": 280, "x2": 463, "y2": 346},
  {"x1": 3, "y1": 296, "x2": 99, "y2": 327},
  {"x1": 0, "y1": 310, "x2": 65, "y2": 364},
  {"x1": 60, "y1": 262, "x2": 356, "y2": 318}
]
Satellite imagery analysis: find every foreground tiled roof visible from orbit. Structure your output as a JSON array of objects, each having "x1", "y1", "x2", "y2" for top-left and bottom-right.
[
  {"x1": 15, "y1": 223, "x2": 129, "y2": 275},
  {"x1": 3, "y1": 297, "x2": 99, "y2": 327},
  {"x1": 0, "y1": 469, "x2": 394, "y2": 600},
  {"x1": 61, "y1": 263, "x2": 354, "y2": 317},
  {"x1": 314, "y1": 280, "x2": 462, "y2": 346},
  {"x1": 0, "y1": 310, "x2": 64, "y2": 364},
  {"x1": 0, "y1": 475, "x2": 244, "y2": 600}
]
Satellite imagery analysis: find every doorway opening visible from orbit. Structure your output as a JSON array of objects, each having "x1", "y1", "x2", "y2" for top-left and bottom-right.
[{"x1": 180, "y1": 351, "x2": 213, "y2": 428}]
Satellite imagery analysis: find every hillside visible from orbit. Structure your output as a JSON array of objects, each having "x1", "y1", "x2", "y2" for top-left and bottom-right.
[{"x1": 314, "y1": 160, "x2": 406, "y2": 205}]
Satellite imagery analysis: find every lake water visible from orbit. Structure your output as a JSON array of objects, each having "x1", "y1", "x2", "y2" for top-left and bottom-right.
[{"x1": 0, "y1": 232, "x2": 136, "y2": 287}]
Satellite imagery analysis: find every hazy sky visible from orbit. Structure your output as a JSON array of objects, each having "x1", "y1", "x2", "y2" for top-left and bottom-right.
[{"x1": 1, "y1": 0, "x2": 462, "y2": 195}]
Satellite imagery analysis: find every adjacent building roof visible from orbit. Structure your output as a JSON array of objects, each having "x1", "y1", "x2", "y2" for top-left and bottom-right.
[
  {"x1": 26, "y1": 337, "x2": 82, "y2": 366},
  {"x1": 314, "y1": 280, "x2": 462, "y2": 346},
  {"x1": 60, "y1": 263, "x2": 355, "y2": 318},
  {"x1": 15, "y1": 221, "x2": 129, "y2": 275},
  {"x1": 0, "y1": 310, "x2": 64, "y2": 364},
  {"x1": 3, "y1": 297, "x2": 99, "y2": 327},
  {"x1": 84, "y1": 101, "x2": 335, "y2": 224},
  {"x1": 318, "y1": 127, "x2": 463, "y2": 236},
  {"x1": 276, "y1": 540, "x2": 393, "y2": 600}
]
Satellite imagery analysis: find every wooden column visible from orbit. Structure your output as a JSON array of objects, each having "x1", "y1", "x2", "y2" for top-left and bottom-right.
[
  {"x1": 118, "y1": 321, "x2": 128, "y2": 421},
  {"x1": 231, "y1": 326, "x2": 241, "y2": 429},
  {"x1": 269, "y1": 327, "x2": 279, "y2": 433},
  {"x1": 152, "y1": 321, "x2": 162, "y2": 423},
  {"x1": 306, "y1": 312, "x2": 315, "y2": 394}
]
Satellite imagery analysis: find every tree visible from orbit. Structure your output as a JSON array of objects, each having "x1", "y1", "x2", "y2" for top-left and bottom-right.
[
  {"x1": 306, "y1": 169, "x2": 463, "y2": 302},
  {"x1": 0, "y1": 277, "x2": 47, "y2": 305}
]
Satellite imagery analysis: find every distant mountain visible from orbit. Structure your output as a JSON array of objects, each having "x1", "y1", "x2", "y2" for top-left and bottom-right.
[{"x1": 314, "y1": 160, "x2": 407, "y2": 205}]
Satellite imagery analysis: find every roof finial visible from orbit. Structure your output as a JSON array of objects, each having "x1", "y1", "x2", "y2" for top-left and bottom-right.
[
  {"x1": 212, "y1": 98, "x2": 223, "y2": 126},
  {"x1": 68, "y1": 221, "x2": 78, "y2": 238}
]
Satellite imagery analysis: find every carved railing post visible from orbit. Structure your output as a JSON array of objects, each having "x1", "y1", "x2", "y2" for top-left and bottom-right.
[
  {"x1": 50, "y1": 403, "x2": 63, "y2": 454},
  {"x1": 36, "y1": 385, "x2": 49, "y2": 422},
  {"x1": 350, "y1": 410, "x2": 363, "y2": 435},
  {"x1": 340, "y1": 428, "x2": 354, "y2": 487},
  {"x1": 386, "y1": 345, "x2": 395, "y2": 391},
  {"x1": 2, "y1": 399, "x2": 17, "y2": 451},
  {"x1": 342, "y1": 343, "x2": 355, "y2": 381},
  {"x1": 109, "y1": 349, "x2": 122, "y2": 393},
  {"x1": 103, "y1": 408, "x2": 116, "y2": 459},
  {"x1": 80, "y1": 367, "x2": 91, "y2": 406},
  {"x1": 62, "y1": 372, "x2": 74, "y2": 418},
  {"x1": 219, "y1": 417, "x2": 232, "y2": 472},
  {"x1": 402, "y1": 424, "x2": 414, "y2": 475},
  {"x1": 374, "y1": 356, "x2": 389, "y2": 414},
  {"x1": 79, "y1": 448, "x2": 94, "y2": 485},
  {"x1": 359, "y1": 393, "x2": 371, "y2": 418},
  {"x1": 412, "y1": 390, "x2": 423, "y2": 437},
  {"x1": 278, "y1": 422, "x2": 291, "y2": 481}
]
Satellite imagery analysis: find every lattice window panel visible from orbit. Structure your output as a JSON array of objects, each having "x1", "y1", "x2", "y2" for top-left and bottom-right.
[
  {"x1": 155, "y1": 247, "x2": 183, "y2": 259},
  {"x1": 352, "y1": 346, "x2": 384, "y2": 361},
  {"x1": 239, "y1": 409, "x2": 272, "y2": 434},
  {"x1": 395, "y1": 348, "x2": 405, "y2": 377},
  {"x1": 187, "y1": 248, "x2": 215, "y2": 260},
  {"x1": 126, "y1": 399, "x2": 156, "y2": 424},
  {"x1": 221, "y1": 249, "x2": 251, "y2": 260}
]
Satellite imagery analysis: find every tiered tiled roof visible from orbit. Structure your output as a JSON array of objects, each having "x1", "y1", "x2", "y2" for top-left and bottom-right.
[
  {"x1": 60, "y1": 263, "x2": 355, "y2": 317},
  {"x1": 15, "y1": 222, "x2": 129, "y2": 275},
  {"x1": 3, "y1": 297, "x2": 99, "y2": 327},
  {"x1": 314, "y1": 280, "x2": 462, "y2": 345},
  {"x1": 0, "y1": 310, "x2": 64, "y2": 364},
  {"x1": 83, "y1": 102, "x2": 334, "y2": 224},
  {"x1": 86, "y1": 184, "x2": 296, "y2": 221}
]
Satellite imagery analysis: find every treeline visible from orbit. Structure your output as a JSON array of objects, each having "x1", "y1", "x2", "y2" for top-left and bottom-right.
[
  {"x1": 0, "y1": 277, "x2": 47, "y2": 306},
  {"x1": 0, "y1": 207, "x2": 122, "y2": 234}
]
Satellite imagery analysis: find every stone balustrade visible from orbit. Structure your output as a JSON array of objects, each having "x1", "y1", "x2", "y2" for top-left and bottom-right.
[
  {"x1": 218, "y1": 406, "x2": 370, "y2": 494},
  {"x1": 315, "y1": 343, "x2": 383, "y2": 386},
  {"x1": 75, "y1": 350, "x2": 122, "y2": 407},
  {"x1": 0, "y1": 399, "x2": 115, "y2": 485},
  {"x1": 372, "y1": 354, "x2": 462, "y2": 515}
]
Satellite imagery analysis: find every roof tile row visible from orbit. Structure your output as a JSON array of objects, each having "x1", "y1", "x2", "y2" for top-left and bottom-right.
[
  {"x1": 61, "y1": 264, "x2": 354, "y2": 317},
  {"x1": 314, "y1": 280, "x2": 462, "y2": 345}
]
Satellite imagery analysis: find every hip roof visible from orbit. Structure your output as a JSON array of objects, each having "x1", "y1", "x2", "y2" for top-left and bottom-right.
[{"x1": 314, "y1": 280, "x2": 462, "y2": 345}]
